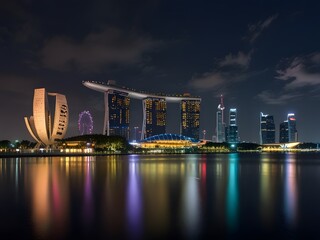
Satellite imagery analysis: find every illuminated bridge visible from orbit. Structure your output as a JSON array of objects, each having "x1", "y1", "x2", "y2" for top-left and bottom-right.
[{"x1": 83, "y1": 80, "x2": 201, "y2": 140}]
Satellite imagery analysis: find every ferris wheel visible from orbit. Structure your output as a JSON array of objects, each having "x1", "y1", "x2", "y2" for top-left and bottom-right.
[{"x1": 78, "y1": 111, "x2": 93, "y2": 135}]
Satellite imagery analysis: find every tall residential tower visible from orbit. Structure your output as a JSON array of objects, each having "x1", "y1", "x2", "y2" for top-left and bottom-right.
[
  {"x1": 260, "y1": 112, "x2": 275, "y2": 144},
  {"x1": 287, "y1": 113, "x2": 298, "y2": 142},
  {"x1": 279, "y1": 121, "x2": 288, "y2": 143},
  {"x1": 216, "y1": 95, "x2": 225, "y2": 142},
  {"x1": 279, "y1": 113, "x2": 298, "y2": 143},
  {"x1": 226, "y1": 108, "x2": 238, "y2": 143}
]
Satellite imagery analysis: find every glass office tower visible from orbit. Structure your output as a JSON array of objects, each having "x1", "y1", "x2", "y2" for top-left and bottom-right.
[
  {"x1": 260, "y1": 112, "x2": 276, "y2": 144},
  {"x1": 227, "y1": 108, "x2": 238, "y2": 143},
  {"x1": 287, "y1": 113, "x2": 298, "y2": 142},
  {"x1": 216, "y1": 95, "x2": 225, "y2": 142}
]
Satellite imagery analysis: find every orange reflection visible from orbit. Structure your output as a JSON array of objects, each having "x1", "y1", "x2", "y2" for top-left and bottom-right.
[
  {"x1": 259, "y1": 154, "x2": 278, "y2": 229},
  {"x1": 28, "y1": 162, "x2": 50, "y2": 238},
  {"x1": 24, "y1": 157, "x2": 70, "y2": 239},
  {"x1": 52, "y1": 157, "x2": 69, "y2": 237}
]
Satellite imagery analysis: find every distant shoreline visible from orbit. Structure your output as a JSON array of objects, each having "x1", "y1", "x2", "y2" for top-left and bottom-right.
[
  {"x1": 0, "y1": 152, "x2": 127, "y2": 158},
  {"x1": 1, "y1": 151, "x2": 320, "y2": 158}
]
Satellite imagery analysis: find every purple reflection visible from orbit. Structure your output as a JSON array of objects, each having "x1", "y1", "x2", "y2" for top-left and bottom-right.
[
  {"x1": 83, "y1": 159, "x2": 93, "y2": 225},
  {"x1": 284, "y1": 155, "x2": 298, "y2": 227},
  {"x1": 51, "y1": 162, "x2": 69, "y2": 238},
  {"x1": 126, "y1": 158, "x2": 142, "y2": 238}
]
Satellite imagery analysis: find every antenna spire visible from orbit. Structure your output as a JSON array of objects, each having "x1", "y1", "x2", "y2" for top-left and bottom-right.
[{"x1": 220, "y1": 94, "x2": 224, "y2": 109}]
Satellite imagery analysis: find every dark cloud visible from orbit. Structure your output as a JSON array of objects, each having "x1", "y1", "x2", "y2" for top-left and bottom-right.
[
  {"x1": 276, "y1": 53, "x2": 320, "y2": 89},
  {"x1": 189, "y1": 70, "x2": 247, "y2": 92},
  {"x1": 14, "y1": 21, "x2": 40, "y2": 43},
  {"x1": 189, "y1": 51, "x2": 253, "y2": 91},
  {"x1": 0, "y1": 0, "x2": 38, "y2": 42},
  {"x1": 40, "y1": 27, "x2": 162, "y2": 72},
  {"x1": 0, "y1": 74, "x2": 39, "y2": 95},
  {"x1": 257, "y1": 90, "x2": 302, "y2": 105},
  {"x1": 258, "y1": 52, "x2": 320, "y2": 104}
]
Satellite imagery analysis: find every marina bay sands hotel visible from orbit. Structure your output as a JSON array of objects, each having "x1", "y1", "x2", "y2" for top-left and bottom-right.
[{"x1": 83, "y1": 80, "x2": 201, "y2": 140}]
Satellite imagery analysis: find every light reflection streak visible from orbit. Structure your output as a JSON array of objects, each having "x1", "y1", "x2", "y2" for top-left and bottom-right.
[
  {"x1": 259, "y1": 155, "x2": 275, "y2": 228},
  {"x1": 126, "y1": 157, "x2": 142, "y2": 238},
  {"x1": 226, "y1": 153, "x2": 239, "y2": 232},
  {"x1": 284, "y1": 153, "x2": 298, "y2": 228},
  {"x1": 141, "y1": 161, "x2": 170, "y2": 235},
  {"x1": 29, "y1": 162, "x2": 50, "y2": 238},
  {"x1": 52, "y1": 158, "x2": 69, "y2": 237},
  {"x1": 181, "y1": 160, "x2": 201, "y2": 237},
  {"x1": 15, "y1": 158, "x2": 19, "y2": 191},
  {"x1": 83, "y1": 157, "x2": 94, "y2": 226},
  {"x1": 213, "y1": 160, "x2": 226, "y2": 224},
  {"x1": 200, "y1": 161, "x2": 207, "y2": 201}
]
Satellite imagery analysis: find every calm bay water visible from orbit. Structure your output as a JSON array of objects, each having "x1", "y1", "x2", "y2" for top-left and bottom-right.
[{"x1": 1, "y1": 153, "x2": 320, "y2": 239}]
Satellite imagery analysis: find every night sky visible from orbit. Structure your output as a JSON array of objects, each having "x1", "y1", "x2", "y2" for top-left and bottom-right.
[{"x1": 1, "y1": 0, "x2": 320, "y2": 143}]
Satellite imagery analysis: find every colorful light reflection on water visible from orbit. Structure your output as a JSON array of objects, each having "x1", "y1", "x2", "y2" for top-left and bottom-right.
[
  {"x1": 0, "y1": 153, "x2": 320, "y2": 239},
  {"x1": 226, "y1": 153, "x2": 239, "y2": 233}
]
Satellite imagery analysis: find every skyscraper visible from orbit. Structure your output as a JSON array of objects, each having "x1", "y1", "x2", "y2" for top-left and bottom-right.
[
  {"x1": 216, "y1": 95, "x2": 225, "y2": 142},
  {"x1": 226, "y1": 108, "x2": 238, "y2": 143},
  {"x1": 142, "y1": 97, "x2": 166, "y2": 139},
  {"x1": 287, "y1": 113, "x2": 298, "y2": 142},
  {"x1": 260, "y1": 112, "x2": 276, "y2": 144},
  {"x1": 279, "y1": 113, "x2": 298, "y2": 143},
  {"x1": 180, "y1": 99, "x2": 201, "y2": 139},
  {"x1": 105, "y1": 90, "x2": 130, "y2": 139},
  {"x1": 279, "y1": 121, "x2": 288, "y2": 143},
  {"x1": 24, "y1": 88, "x2": 69, "y2": 148}
]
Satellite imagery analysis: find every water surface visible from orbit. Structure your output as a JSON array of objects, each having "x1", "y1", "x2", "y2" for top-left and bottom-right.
[{"x1": 1, "y1": 153, "x2": 320, "y2": 239}]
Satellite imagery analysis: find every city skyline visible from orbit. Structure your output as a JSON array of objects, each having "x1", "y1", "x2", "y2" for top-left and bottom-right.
[{"x1": 1, "y1": 1, "x2": 320, "y2": 142}]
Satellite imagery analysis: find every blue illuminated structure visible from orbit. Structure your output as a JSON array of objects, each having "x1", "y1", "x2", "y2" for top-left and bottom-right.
[{"x1": 140, "y1": 133, "x2": 199, "y2": 143}]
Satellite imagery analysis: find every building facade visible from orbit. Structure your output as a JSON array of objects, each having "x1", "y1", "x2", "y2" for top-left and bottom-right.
[
  {"x1": 279, "y1": 113, "x2": 298, "y2": 143},
  {"x1": 180, "y1": 100, "x2": 201, "y2": 139},
  {"x1": 24, "y1": 88, "x2": 69, "y2": 148},
  {"x1": 216, "y1": 95, "x2": 225, "y2": 142},
  {"x1": 279, "y1": 121, "x2": 288, "y2": 143},
  {"x1": 287, "y1": 113, "x2": 298, "y2": 142},
  {"x1": 105, "y1": 90, "x2": 130, "y2": 139},
  {"x1": 142, "y1": 97, "x2": 166, "y2": 139},
  {"x1": 260, "y1": 112, "x2": 276, "y2": 144},
  {"x1": 226, "y1": 108, "x2": 238, "y2": 143}
]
